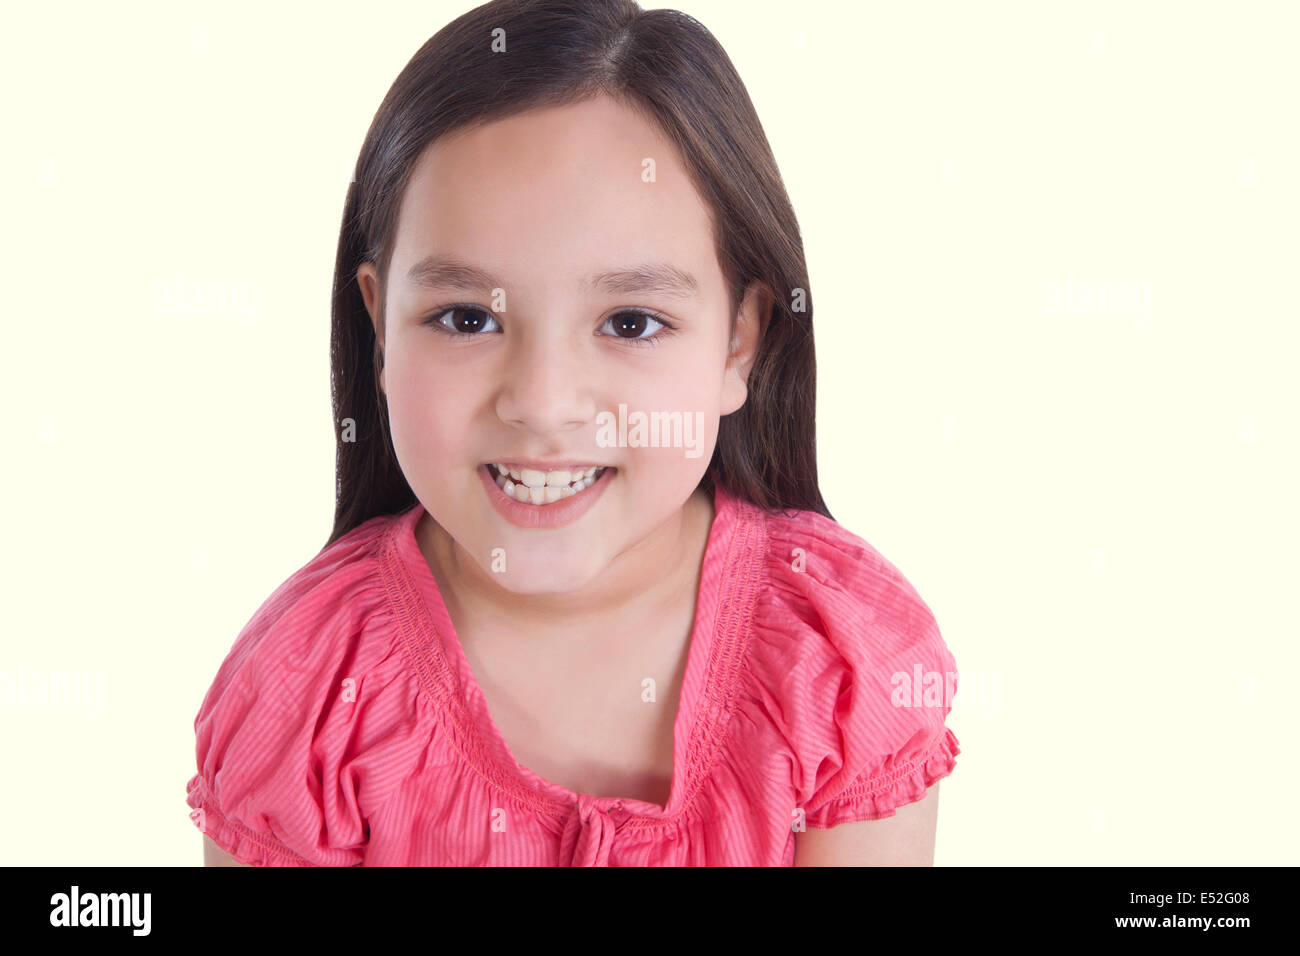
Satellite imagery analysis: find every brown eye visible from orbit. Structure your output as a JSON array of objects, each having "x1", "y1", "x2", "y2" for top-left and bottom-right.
[
  {"x1": 601, "y1": 309, "x2": 670, "y2": 344},
  {"x1": 427, "y1": 307, "x2": 500, "y2": 335}
]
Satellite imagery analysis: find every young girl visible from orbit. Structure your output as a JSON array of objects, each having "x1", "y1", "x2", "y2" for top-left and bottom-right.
[{"x1": 186, "y1": 0, "x2": 960, "y2": 866}]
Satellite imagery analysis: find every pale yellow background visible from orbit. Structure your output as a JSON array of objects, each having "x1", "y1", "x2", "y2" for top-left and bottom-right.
[{"x1": 2, "y1": 0, "x2": 1295, "y2": 865}]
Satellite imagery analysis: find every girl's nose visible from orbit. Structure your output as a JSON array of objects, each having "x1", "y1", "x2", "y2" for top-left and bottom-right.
[{"x1": 493, "y1": 327, "x2": 598, "y2": 434}]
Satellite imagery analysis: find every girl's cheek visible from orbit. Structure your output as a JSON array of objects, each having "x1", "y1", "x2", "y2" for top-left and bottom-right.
[{"x1": 386, "y1": 382, "x2": 457, "y2": 480}]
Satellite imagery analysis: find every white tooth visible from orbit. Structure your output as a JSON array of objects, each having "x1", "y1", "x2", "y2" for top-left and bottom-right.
[{"x1": 492, "y1": 465, "x2": 609, "y2": 505}]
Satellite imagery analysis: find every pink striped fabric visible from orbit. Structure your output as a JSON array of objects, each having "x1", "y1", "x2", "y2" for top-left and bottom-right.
[{"x1": 186, "y1": 478, "x2": 960, "y2": 865}]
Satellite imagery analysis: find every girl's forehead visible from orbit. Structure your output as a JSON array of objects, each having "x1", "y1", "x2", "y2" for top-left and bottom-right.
[
  {"x1": 428, "y1": 95, "x2": 671, "y2": 167},
  {"x1": 402, "y1": 97, "x2": 701, "y2": 215},
  {"x1": 390, "y1": 97, "x2": 718, "y2": 279}
]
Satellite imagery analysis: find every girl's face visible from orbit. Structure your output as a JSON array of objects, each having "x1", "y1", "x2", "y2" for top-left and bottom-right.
[{"x1": 358, "y1": 94, "x2": 766, "y2": 595}]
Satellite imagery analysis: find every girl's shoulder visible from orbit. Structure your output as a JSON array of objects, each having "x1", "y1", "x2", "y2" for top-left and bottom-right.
[
  {"x1": 185, "y1": 508, "x2": 416, "y2": 866},
  {"x1": 754, "y1": 501, "x2": 942, "y2": 644},
  {"x1": 739, "y1": 499, "x2": 961, "y2": 827},
  {"x1": 204, "y1": 510, "x2": 403, "y2": 687}
]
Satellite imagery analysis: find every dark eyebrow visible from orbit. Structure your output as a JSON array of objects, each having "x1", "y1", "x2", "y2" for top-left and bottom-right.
[
  {"x1": 405, "y1": 254, "x2": 700, "y2": 299},
  {"x1": 589, "y1": 263, "x2": 699, "y2": 299}
]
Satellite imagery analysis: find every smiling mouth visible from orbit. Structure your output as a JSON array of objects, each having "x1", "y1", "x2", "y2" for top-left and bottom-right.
[{"x1": 486, "y1": 463, "x2": 613, "y2": 505}]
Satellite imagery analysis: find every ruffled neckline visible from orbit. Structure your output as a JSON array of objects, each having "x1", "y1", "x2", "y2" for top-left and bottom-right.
[{"x1": 376, "y1": 477, "x2": 769, "y2": 828}]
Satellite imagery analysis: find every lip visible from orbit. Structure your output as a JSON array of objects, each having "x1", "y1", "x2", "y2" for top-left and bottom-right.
[{"x1": 478, "y1": 463, "x2": 616, "y2": 529}]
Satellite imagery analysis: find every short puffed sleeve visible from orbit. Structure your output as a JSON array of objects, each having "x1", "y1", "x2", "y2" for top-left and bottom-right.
[
  {"x1": 751, "y1": 509, "x2": 961, "y2": 829},
  {"x1": 185, "y1": 518, "x2": 411, "y2": 865}
]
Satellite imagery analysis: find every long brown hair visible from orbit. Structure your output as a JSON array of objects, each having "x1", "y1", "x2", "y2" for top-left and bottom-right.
[{"x1": 327, "y1": 0, "x2": 831, "y2": 547}]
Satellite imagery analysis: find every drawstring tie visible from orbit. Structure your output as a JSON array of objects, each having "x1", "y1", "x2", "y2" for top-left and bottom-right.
[{"x1": 559, "y1": 792, "x2": 627, "y2": 866}]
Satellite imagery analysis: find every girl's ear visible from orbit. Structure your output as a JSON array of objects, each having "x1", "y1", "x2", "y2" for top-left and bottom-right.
[
  {"x1": 356, "y1": 261, "x2": 385, "y2": 394},
  {"x1": 720, "y1": 280, "x2": 773, "y2": 416}
]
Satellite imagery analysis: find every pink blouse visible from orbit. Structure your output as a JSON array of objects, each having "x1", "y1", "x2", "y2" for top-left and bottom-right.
[{"x1": 186, "y1": 480, "x2": 960, "y2": 865}]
